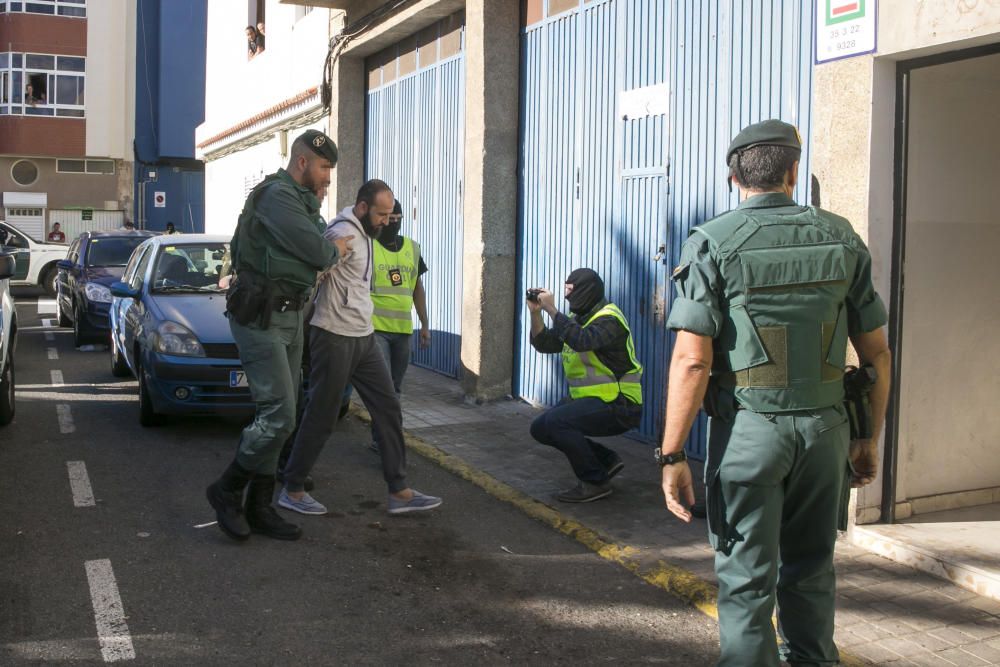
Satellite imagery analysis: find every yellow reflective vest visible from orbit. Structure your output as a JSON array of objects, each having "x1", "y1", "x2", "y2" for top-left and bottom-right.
[
  {"x1": 371, "y1": 237, "x2": 420, "y2": 334},
  {"x1": 561, "y1": 303, "x2": 643, "y2": 404}
]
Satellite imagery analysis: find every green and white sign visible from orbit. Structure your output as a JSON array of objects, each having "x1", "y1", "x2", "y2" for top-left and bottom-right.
[{"x1": 816, "y1": 0, "x2": 877, "y2": 64}]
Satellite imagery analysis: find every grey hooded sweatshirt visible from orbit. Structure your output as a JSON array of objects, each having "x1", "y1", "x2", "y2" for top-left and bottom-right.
[{"x1": 310, "y1": 206, "x2": 374, "y2": 337}]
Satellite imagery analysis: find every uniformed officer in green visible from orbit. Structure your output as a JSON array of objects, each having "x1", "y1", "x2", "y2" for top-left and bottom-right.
[
  {"x1": 206, "y1": 129, "x2": 353, "y2": 543},
  {"x1": 658, "y1": 120, "x2": 892, "y2": 666}
]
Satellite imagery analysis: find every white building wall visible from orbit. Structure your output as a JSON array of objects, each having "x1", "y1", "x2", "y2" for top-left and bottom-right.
[
  {"x1": 85, "y1": 0, "x2": 136, "y2": 160},
  {"x1": 203, "y1": 118, "x2": 330, "y2": 236},
  {"x1": 199, "y1": 1, "x2": 333, "y2": 236},
  {"x1": 812, "y1": 3, "x2": 1000, "y2": 520}
]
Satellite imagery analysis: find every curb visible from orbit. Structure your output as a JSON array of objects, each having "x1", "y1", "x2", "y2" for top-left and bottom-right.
[{"x1": 352, "y1": 406, "x2": 867, "y2": 666}]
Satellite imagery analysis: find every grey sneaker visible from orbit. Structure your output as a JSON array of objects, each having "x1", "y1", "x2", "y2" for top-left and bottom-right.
[
  {"x1": 387, "y1": 490, "x2": 442, "y2": 515},
  {"x1": 277, "y1": 488, "x2": 328, "y2": 515},
  {"x1": 556, "y1": 481, "x2": 613, "y2": 503}
]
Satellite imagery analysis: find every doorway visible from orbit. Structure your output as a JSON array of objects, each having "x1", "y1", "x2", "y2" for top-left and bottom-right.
[{"x1": 863, "y1": 44, "x2": 1000, "y2": 601}]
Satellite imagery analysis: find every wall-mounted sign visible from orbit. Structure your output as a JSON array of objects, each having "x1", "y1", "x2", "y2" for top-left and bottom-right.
[
  {"x1": 82, "y1": 209, "x2": 93, "y2": 221},
  {"x1": 153, "y1": 192, "x2": 166, "y2": 208},
  {"x1": 619, "y1": 83, "x2": 669, "y2": 121},
  {"x1": 816, "y1": 0, "x2": 877, "y2": 64}
]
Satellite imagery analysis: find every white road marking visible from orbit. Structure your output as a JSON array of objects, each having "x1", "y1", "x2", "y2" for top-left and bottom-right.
[
  {"x1": 50, "y1": 370, "x2": 64, "y2": 387},
  {"x1": 78, "y1": 344, "x2": 107, "y2": 353},
  {"x1": 45, "y1": 331, "x2": 55, "y2": 342},
  {"x1": 47, "y1": 347, "x2": 59, "y2": 360},
  {"x1": 56, "y1": 404, "x2": 75, "y2": 433},
  {"x1": 193, "y1": 521, "x2": 218, "y2": 529},
  {"x1": 37, "y1": 299, "x2": 57, "y2": 314},
  {"x1": 84, "y1": 559, "x2": 136, "y2": 663},
  {"x1": 67, "y1": 461, "x2": 96, "y2": 507},
  {"x1": 42, "y1": 318, "x2": 54, "y2": 328}
]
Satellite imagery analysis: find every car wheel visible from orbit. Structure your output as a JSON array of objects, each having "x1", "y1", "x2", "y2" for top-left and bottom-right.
[
  {"x1": 41, "y1": 266, "x2": 57, "y2": 297},
  {"x1": 137, "y1": 359, "x2": 163, "y2": 427},
  {"x1": 0, "y1": 349, "x2": 15, "y2": 426},
  {"x1": 56, "y1": 296, "x2": 72, "y2": 328},
  {"x1": 72, "y1": 309, "x2": 86, "y2": 348},
  {"x1": 110, "y1": 340, "x2": 131, "y2": 378}
]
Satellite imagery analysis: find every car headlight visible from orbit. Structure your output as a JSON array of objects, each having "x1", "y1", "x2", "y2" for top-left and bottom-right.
[
  {"x1": 85, "y1": 283, "x2": 113, "y2": 304},
  {"x1": 152, "y1": 321, "x2": 205, "y2": 357}
]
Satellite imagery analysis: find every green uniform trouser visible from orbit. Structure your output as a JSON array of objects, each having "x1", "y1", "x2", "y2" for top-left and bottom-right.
[
  {"x1": 706, "y1": 404, "x2": 851, "y2": 667},
  {"x1": 229, "y1": 310, "x2": 304, "y2": 474}
]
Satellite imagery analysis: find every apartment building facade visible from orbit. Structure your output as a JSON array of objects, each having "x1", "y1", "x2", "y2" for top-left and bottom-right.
[{"x1": 0, "y1": 0, "x2": 136, "y2": 239}]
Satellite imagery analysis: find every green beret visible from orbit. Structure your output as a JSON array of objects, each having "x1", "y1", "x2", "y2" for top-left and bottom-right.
[
  {"x1": 298, "y1": 129, "x2": 338, "y2": 165},
  {"x1": 726, "y1": 119, "x2": 802, "y2": 163}
]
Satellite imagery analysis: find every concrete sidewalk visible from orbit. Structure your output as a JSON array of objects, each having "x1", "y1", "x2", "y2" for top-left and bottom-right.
[{"x1": 362, "y1": 366, "x2": 1000, "y2": 666}]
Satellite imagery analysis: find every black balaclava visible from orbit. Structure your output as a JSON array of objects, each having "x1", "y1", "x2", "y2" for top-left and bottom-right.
[
  {"x1": 565, "y1": 268, "x2": 605, "y2": 316},
  {"x1": 377, "y1": 199, "x2": 403, "y2": 250}
]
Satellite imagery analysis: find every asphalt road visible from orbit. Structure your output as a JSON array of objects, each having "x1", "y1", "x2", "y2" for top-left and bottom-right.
[{"x1": 0, "y1": 289, "x2": 720, "y2": 666}]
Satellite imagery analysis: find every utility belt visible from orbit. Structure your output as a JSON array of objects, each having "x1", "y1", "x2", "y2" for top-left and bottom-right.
[
  {"x1": 704, "y1": 369, "x2": 875, "y2": 430},
  {"x1": 226, "y1": 271, "x2": 306, "y2": 329}
]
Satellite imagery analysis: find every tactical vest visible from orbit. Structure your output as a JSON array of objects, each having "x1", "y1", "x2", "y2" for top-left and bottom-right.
[
  {"x1": 696, "y1": 205, "x2": 857, "y2": 412},
  {"x1": 231, "y1": 173, "x2": 325, "y2": 297},
  {"x1": 561, "y1": 303, "x2": 643, "y2": 404},
  {"x1": 371, "y1": 237, "x2": 420, "y2": 334}
]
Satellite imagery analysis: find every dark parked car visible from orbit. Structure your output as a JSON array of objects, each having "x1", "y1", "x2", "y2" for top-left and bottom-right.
[
  {"x1": 56, "y1": 230, "x2": 155, "y2": 346},
  {"x1": 0, "y1": 252, "x2": 18, "y2": 426},
  {"x1": 108, "y1": 234, "x2": 253, "y2": 426}
]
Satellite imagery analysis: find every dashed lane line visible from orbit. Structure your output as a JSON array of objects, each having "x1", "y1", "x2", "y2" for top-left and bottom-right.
[
  {"x1": 45, "y1": 331, "x2": 55, "y2": 342},
  {"x1": 56, "y1": 404, "x2": 75, "y2": 434},
  {"x1": 51, "y1": 370, "x2": 65, "y2": 387},
  {"x1": 47, "y1": 347, "x2": 59, "y2": 360},
  {"x1": 67, "y1": 461, "x2": 96, "y2": 507},
  {"x1": 37, "y1": 299, "x2": 57, "y2": 314},
  {"x1": 42, "y1": 317, "x2": 54, "y2": 328},
  {"x1": 84, "y1": 559, "x2": 136, "y2": 662}
]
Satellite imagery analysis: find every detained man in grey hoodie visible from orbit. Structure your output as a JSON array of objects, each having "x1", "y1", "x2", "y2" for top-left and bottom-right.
[{"x1": 278, "y1": 179, "x2": 442, "y2": 516}]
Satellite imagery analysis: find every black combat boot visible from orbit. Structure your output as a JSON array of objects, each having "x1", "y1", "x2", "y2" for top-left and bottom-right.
[
  {"x1": 206, "y1": 460, "x2": 252, "y2": 541},
  {"x1": 245, "y1": 475, "x2": 302, "y2": 541}
]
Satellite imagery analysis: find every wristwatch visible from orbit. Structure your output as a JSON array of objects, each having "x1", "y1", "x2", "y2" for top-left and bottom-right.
[{"x1": 654, "y1": 448, "x2": 687, "y2": 466}]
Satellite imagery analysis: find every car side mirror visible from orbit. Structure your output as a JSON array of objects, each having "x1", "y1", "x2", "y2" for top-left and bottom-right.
[
  {"x1": 0, "y1": 253, "x2": 15, "y2": 280},
  {"x1": 110, "y1": 281, "x2": 139, "y2": 300},
  {"x1": 57, "y1": 259, "x2": 74, "y2": 271}
]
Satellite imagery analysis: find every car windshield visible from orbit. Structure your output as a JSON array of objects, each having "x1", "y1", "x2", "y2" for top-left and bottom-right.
[
  {"x1": 151, "y1": 242, "x2": 229, "y2": 293},
  {"x1": 86, "y1": 237, "x2": 148, "y2": 267}
]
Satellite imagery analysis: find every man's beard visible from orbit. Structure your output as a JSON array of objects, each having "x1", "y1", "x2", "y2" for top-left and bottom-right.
[{"x1": 359, "y1": 212, "x2": 381, "y2": 238}]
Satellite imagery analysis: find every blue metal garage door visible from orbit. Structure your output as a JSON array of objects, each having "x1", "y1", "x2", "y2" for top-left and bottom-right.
[
  {"x1": 516, "y1": 0, "x2": 814, "y2": 457},
  {"x1": 366, "y1": 13, "x2": 465, "y2": 378}
]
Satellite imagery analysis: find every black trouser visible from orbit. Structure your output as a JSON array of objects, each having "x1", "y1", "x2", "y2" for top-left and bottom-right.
[
  {"x1": 283, "y1": 328, "x2": 408, "y2": 494},
  {"x1": 530, "y1": 396, "x2": 641, "y2": 483}
]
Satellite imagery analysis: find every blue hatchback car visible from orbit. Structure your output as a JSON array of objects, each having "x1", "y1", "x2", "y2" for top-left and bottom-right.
[
  {"x1": 108, "y1": 234, "x2": 254, "y2": 426},
  {"x1": 56, "y1": 230, "x2": 156, "y2": 346}
]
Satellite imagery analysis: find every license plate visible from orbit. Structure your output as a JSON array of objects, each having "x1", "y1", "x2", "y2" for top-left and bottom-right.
[{"x1": 229, "y1": 370, "x2": 249, "y2": 388}]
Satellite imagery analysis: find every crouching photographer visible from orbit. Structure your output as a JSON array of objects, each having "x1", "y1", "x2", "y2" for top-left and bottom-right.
[{"x1": 527, "y1": 268, "x2": 643, "y2": 503}]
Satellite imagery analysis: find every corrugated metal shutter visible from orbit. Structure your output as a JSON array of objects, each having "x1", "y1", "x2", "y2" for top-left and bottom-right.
[
  {"x1": 667, "y1": 0, "x2": 814, "y2": 458},
  {"x1": 365, "y1": 13, "x2": 465, "y2": 378},
  {"x1": 517, "y1": 0, "x2": 814, "y2": 457},
  {"x1": 517, "y1": 0, "x2": 671, "y2": 442}
]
